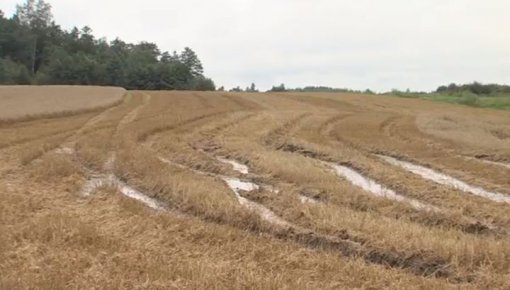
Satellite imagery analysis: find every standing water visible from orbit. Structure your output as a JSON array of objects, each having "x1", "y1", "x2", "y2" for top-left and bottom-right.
[
  {"x1": 217, "y1": 157, "x2": 250, "y2": 174},
  {"x1": 330, "y1": 163, "x2": 438, "y2": 211},
  {"x1": 378, "y1": 155, "x2": 510, "y2": 204},
  {"x1": 223, "y1": 177, "x2": 290, "y2": 227}
]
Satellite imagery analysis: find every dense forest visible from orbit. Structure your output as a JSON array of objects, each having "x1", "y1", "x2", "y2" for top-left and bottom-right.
[{"x1": 0, "y1": 0, "x2": 215, "y2": 90}]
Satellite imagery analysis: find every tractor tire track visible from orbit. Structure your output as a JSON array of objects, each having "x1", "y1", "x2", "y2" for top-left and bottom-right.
[
  {"x1": 192, "y1": 92, "x2": 213, "y2": 109},
  {"x1": 149, "y1": 150, "x2": 457, "y2": 280},
  {"x1": 263, "y1": 121, "x2": 501, "y2": 236},
  {"x1": 220, "y1": 93, "x2": 263, "y2": 110},
  {"x1": 138, "y1": 110, "x2": 234, "y2": 143}
]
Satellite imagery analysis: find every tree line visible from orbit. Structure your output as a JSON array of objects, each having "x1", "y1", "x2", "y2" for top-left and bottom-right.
[
  {"x1": 0, "y1": 0, "x2": 215, "y2": 90},
  {"x1": 268, "y1": 84, "x2": 373, "y2": 94},
  {"x1": 436, "y1": 82, "x2": 510, "y2": 96}
]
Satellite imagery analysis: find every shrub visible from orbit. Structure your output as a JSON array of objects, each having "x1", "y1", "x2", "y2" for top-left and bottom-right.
[{"x1": 457, "y1": 91, "x2": 479, "y2": 106}]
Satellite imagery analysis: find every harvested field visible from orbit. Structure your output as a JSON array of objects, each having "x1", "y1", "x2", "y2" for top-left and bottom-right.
[
  {"x1": 0, "y1": 85, "x2": 125, "y2": 121},
  {"x1": 1, "y1": 90, "x2": 510, "y2": 289}
]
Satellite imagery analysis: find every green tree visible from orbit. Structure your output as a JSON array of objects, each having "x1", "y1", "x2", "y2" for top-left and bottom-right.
[
  {"x1": 180, "y1": 47, "x2": 203, "y2": 77},
  {"x1": 15, "y1": 0, "x2": 52, "y2": 28},
  {"x1": 14, "y1": 0, "x2": 55, "y2": 74},
  {"x1": 248, "y1": 82, "x2": 257, "y2": 92},
  {"x1": 0, "y1": 57, "x2": 31, "y2": 84},
  {"x1": 38, "y1": 48, "x2": 105, "y2": 85},
  {"x1": 270, "y1": 83, "x2": 286, "y2": 92},
  {"x1": 0, "y1": 9, "x2": 34, "y2": 70},
  {"x1": 161, "y1": 50, "x2": 180, "y2": 63},
  {"x1": 190, "y1": 76, "x2": 215, "y2": 91}
]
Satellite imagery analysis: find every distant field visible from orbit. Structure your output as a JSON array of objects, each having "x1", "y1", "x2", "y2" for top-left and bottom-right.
[
  {"x1": 0, "y1": 85, "x2": 125, "y2": 121},
  {"x1": 389, "y1": 91, "x2": 510, "y2": 111},
  {"x1": 423, "y1": 94, "x2": 510, "y2": 110},
  {"x1": 1, "y1": 91, "x2": 510, "y2": 289}
]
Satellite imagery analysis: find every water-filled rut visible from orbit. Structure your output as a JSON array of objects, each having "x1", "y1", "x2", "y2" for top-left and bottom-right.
[
  {"x1": 81, "y1": 174, "x2": 165, "y2": 210},
  {"x1": 379, "y1": 155, "x2": 510, "y2": 204},
  {"x1": 329, "y1": 163, "x2": 438, "y2": 212}
]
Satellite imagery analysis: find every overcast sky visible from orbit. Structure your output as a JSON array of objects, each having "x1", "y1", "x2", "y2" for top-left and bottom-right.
[{"x1": 2, "y1": 0, "x2": 509, "y2": 92}]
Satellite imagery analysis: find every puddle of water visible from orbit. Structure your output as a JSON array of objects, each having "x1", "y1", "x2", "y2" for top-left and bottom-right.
[
  {"x1": 299, "y1": 195, "x2": 319, "y2": 204},
  {"x1": 217, "y1": 157, "x2": 249, "y2": 174},
  {"x1": 222, "y1": 177, "x2": 290, "y2": 227},
  {"x1": 117, "y1": 181, "x2": 166, "y2": 210},
  {"x1": 330, "y1": 163, "x2": 437, "y2": 211},
  {"x1": 379, "y1": 155, "x2": 510, "y2": 204},
  {"x1": 159, "y1": 157, "x2": 186, "y2": 169},
  {"x1": 55, "y1": 146, "x2": 75, "y2": 155},
  {"x1": 160, "y1": 155, "x2": 291, "y2": 226},
  {"x1": 267, "y1": 186, "x2": 280, "y2": 194},
  {"x1": 81, "y1": 175, "x2": 165, "y2": 210},
  {"x1": 161, "y1": 156, "x2": 282, "y2": 194},
  {"x1": 223, "y1": 177, "x2": 259, "y2": 194},
  {"x1": 81, "y1": 176, "x2": 117, "y2": 196}
]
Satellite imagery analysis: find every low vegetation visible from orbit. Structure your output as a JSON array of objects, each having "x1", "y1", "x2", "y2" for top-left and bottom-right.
[{"x1": 388, "y1": 82, "x2": 510, "y2": 111}]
